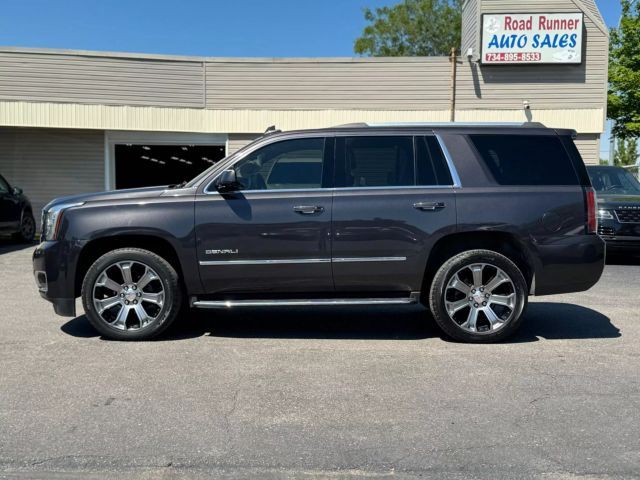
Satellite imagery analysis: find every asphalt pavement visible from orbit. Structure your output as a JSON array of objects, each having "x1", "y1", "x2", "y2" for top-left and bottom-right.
[{"x1": 1, "y1": 241, "x2": 639, "y2": 479}]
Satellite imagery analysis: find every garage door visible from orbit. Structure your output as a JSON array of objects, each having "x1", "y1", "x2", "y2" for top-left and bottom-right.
[{"x1": 0, "y1": 127, "x2": 103, "y2": 221}]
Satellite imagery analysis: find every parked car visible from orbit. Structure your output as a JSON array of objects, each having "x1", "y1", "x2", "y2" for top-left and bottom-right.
[
  {"x1": 33, "y1": 123, "x2": 604, "y2": 342},
  {"x1": 0, "y1": 173, "x2": 36, "y2": 242},
  {"x1": 586, "y1": 165, "x2": 640, "y2": 254}
]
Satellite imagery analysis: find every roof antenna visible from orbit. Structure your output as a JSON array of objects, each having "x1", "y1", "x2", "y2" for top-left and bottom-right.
[{"x1": 264, "y1": 125, "x2": 279, "y2": 135}]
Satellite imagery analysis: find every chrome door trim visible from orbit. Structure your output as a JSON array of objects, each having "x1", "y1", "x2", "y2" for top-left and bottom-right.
[
  {"x1": 332, "y1": 256, "x2": 407, "y2": 263},
  {"x1": 199, "y1": 258, "x2": 330, "y2": 266},
  {"x1": 199, "y1": 256, "x2": 407, "y2": 266}
]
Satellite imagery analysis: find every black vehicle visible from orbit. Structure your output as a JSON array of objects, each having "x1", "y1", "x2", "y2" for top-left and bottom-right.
[
  {"x1": 0, "y1": 173, "x2": 36, "y2": 242},
  {"x1": 33, "y1": 123, "x2": 604, "y2": 343},
  {"x1": 586, "y1": 165, "x2": 640, "y2": 254}
]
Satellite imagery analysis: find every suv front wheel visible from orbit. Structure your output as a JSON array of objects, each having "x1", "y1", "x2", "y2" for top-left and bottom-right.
[
  {"x1": 428, "y1": 249, "x2": 528, "y2": 343},
  {"x1": 81, "y1": 248, "x2": 183, "y2": 340}
]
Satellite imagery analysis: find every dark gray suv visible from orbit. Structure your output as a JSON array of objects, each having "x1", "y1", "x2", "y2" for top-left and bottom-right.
[{"x1": 33, "y1": 123, "x2": 604, "y2": 342}]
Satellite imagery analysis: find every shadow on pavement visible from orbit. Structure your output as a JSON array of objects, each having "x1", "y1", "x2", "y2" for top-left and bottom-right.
[
  {"x1": 507, "y1": 302, "x2": 620, "y2": 343},
  {"x1": 606, "y1": 252, "x2": 640, "y2": 266},
  {"x1": 0, "y1": 238, "x2": 36, "y2": 254},
  {"x1": 61, "y1": 302, "x2": 619, "y2": 343}
]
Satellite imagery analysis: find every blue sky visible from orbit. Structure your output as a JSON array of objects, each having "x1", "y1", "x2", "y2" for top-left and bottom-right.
[{"x1": 0, "y1": 0, "x2": 621, "y2": 57}]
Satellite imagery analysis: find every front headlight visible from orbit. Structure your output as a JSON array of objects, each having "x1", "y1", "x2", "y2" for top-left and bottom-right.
[
  {"x1": 41, "y1": 202, "x2": 84, "y2": 241},
  {"x1": 597, "y1": 209, "x2": 614, "y2": 220}
]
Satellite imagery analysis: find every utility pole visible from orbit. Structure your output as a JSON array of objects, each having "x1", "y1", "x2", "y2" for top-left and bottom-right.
[{"x1": 450, "y1": 47, "x2": 457, "y2": 122}]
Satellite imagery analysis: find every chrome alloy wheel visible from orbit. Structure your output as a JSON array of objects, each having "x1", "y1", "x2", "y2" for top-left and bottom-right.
[
  {"x1": 92, "y1": 261, "x2": 165, "y2": 330},
  {"x1": 444, "y1": 263, "x2": 516, "y2": 334}
]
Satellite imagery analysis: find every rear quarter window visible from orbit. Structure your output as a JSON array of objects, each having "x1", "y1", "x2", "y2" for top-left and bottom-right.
[{"x1": 468, "y1": 134, "x2": 580, "y2": 186}]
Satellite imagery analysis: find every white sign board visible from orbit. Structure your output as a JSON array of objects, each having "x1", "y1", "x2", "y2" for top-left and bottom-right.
[{"x1": 481, "y1": 13, "x2": 584, "y2": 64}]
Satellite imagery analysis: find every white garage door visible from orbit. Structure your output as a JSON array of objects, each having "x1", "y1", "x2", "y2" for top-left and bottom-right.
[{"x1": 0, "y1": 127, "x2": 104, "y2": 223}]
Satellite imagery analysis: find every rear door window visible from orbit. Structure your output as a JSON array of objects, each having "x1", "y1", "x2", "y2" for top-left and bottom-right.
[
  {"x1": 468, "y1": 134, "x2": 580, "y2": 186},
  {"x1": 335, "y1": 135, "x2": 454, "y2": 188},
  {"x1": 338, "y1": 136, "x2": 414, "y2": 188}
]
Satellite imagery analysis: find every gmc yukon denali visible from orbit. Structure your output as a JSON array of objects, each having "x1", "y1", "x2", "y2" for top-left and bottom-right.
[{"x1": 33, "y1": 123, "x2": 605, "y2": 342}]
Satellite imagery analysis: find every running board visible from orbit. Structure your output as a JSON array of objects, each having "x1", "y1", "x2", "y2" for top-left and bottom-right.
[{"x1": 191, "y1": 293, "x2": 420, "y2": 309}]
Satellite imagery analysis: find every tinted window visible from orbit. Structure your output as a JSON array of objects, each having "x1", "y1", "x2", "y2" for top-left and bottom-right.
[
  {"x1": 416, "y1": 136, "x2": 454, "y2": 186},
  {"x1": 588, "y1": 167, "x2": 640, "y2": 195},
  {"x1": 340, "y1": 136, "x2": 414, "y2": 187},
  {"x1": 469, "y1": 134, "x2": 579, "y2": 186},
  {"x1": 233, "y1": 138, "x2": 324, "y2": 190}
]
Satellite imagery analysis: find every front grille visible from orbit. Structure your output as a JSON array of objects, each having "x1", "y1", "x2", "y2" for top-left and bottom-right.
[
  {"x1": 615, "y1": 208, "x2": 640, "y2": 224},
  {"x1": 598, "y1": 226, "x2": 615, "y2": 236}
]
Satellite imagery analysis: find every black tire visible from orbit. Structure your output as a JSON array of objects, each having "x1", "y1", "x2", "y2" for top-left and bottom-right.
[
  {"x1": 81, "y1": 248, "x2": 183, "y2": 341},
  {"x1": 13, "y1": 211, "x2": 35, "y2": 243},
  {"x1": 428, "y1": 249, "x2": 528, "y2": 343}
]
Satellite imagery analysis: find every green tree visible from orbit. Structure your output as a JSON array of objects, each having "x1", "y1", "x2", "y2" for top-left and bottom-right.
[
  {"x1": 608, "y1": 0, "x2": 640, "y2": 138},
  {"x1": 614, "y1": 137, "x2": 639, "y2": 166},
  {"x1": 354, "y1": 0, "x2": 462, "y2": 57}
]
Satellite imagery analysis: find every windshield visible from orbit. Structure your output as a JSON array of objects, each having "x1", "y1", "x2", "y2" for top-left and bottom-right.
[{"x1": 587, "y1": 167, "x2": 640, "y2": 195}]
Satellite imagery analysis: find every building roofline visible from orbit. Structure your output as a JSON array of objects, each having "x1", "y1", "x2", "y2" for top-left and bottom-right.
[
  {"x1": 0, "y1": 45, "x2": 449, "y2": 63},
  {"x1": 571, "y1": 0, "x2": 609, "y2": 36}
]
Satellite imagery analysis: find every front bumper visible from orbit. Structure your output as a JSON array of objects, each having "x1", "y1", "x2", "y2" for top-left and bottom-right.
[
  {"x1": 598, "y1": 219, "x2": 640, "y2": 253},
  {"x1": 601, "y1": 236, "x2": 640, "y2": 252},
  {"x1": 33, "y1": 240, "x2": 84, "y2": 317}
]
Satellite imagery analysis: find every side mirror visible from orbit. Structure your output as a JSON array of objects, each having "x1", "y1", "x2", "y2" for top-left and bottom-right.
[
  {"x1": 12, "y1": 186, "x2": 22, "y2": 196},
  {"x1": 216, "y1": 169, "x2": 241, "y2": 192}
]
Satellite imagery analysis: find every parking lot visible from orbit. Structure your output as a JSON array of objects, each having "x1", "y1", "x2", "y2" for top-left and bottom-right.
[{"x1": 1, "y1": 241, "x2": 639, "y2": 479}]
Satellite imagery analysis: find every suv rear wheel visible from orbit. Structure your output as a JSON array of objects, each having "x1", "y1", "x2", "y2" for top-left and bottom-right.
[
  {"x1": 428, "y1": 249, "x2": 528, "y2": 343},
  {"x1": 81, "y1": 248, "x2": 182, "y2": 340}
]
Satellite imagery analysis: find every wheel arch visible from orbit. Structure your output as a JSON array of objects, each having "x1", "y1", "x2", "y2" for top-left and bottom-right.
[
  {"x1": 422, "y1": 230, "x2": 535, "y2": 298},
  {"x1": 75, "y1": 235, "x2": 185, "y2": 297}
]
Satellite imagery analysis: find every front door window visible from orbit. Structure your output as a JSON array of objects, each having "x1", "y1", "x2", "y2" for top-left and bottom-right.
[{"x1": 232, "y1": 138, "x2": 325, "y2": 191}]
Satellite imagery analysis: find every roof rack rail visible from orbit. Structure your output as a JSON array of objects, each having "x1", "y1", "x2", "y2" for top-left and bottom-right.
[
  {"x1": 333, "y1": 122, "x2": 370, "y2": 128},
  {"x1": 263, "y1": 125, "x2": 282, "y2": 135},
  {"x1": 332, "y1": 121, "x2": 546, "y2": 128}
]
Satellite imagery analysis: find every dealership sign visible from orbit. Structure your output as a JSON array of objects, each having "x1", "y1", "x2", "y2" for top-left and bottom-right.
[{"x1": 481, "y1": 13, "x2": 584, "y2": 64}]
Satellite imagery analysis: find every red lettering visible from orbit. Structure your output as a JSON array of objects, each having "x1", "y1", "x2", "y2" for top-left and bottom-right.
[
  {"x1": 505, "y1": 16, "x2": 513, "y2": 30},
  {"x1": 539, "y1": 16, "x2": 547, "y2": 30}
]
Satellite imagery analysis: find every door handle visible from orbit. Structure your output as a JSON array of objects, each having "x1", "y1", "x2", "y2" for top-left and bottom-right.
[
  {"x1": 413, "y1": 201, "x2": 445, "y2": 211},
  {"x1": 293, "y1": 205, "x2": 324, "y2": 215}
]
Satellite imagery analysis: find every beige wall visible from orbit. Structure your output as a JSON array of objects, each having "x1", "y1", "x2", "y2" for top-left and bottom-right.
[
  {"x1": 0, "y1": 127, "x2": 104, "y2": 216},
  {"x1": 205, "y1": 58, "x2": 451, "y2": 110},
  {"x1": 0, "y1": 50, "x2": 204, "y2": 108},
  {"x1": 227, "y1": 133, "x2": 260, "y2": 155},
  {"x1": 575, "y1": 133, "x2": 601, "y2": 165}
]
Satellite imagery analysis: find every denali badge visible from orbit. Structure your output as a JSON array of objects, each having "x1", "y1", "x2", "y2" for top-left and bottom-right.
[{"x1": 205, "y1": 249, "x2": 239, "y2": 255}]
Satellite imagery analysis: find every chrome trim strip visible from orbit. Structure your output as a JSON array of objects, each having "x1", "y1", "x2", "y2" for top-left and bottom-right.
[
  {"x1": 199, "y1": 258, "x2": 330, "y2": 266},
  {"x1": 331, "y1": 185, "x2": 453, "y2": 192},
  {"x1": 199, "y1": 256, "x2": 406, "y2": 266},
  {"x1": 204, "y1": 185, "x2": 453, "y2": 196},
  {"x1": 192, "y1": 297, "x2": 419, "y2": 308},
  {"x1": 434, "y1": 134, "x2": 462, "y2": 188},
  {"x1": 332, "y1": 256, "x2": 407, "y2": 263}
]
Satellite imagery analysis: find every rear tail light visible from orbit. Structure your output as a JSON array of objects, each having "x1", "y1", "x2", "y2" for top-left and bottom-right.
[{"x1": 586, "y1": 187, "x2": 597, "y2": 234}]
